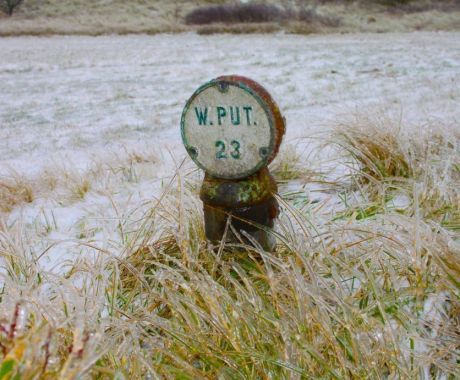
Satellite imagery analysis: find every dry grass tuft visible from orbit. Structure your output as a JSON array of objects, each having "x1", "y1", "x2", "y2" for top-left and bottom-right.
[
  {"x1": 0, "y1": 172, "x2": 34, "y2": 213},
  {"x1": 331, "y1": 115, "x2": 413, "y2": 182},
  {"x1": 330, "y1": 114, "x2": 459, "y2": 228},
  {"x1": 270, "y1": 143, "x2": 317, "y2": 182}
]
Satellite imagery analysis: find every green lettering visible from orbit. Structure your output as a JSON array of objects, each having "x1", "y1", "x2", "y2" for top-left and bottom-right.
[
  {"x1": 215, "y1": 140, "x2": 227, "y2": 159},
  {"x1": 215, "y1": 140, "x2": 241, "y2": 160},
  {"x1": 230, "y1": 106, "x2": 240, "y2": 126},
  {"x1": 217, "y1": 106, "x2": 226, "y2": 125},
  {"x1": 243, "y1": 106, "x2": 252, "y2": 126},
  {"x1": 230, "y1": 140, "x2": 241, "y2": 159},
  {"x1": 194, "y1": 107, "x2": 208, "y2": 126}
]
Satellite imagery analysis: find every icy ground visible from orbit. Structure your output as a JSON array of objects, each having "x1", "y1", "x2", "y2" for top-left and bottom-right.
[{"x1": 0, "y1": 32, "x2": 459, "y2": 270}]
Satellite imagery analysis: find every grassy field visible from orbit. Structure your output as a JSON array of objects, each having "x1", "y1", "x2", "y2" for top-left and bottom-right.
[
  {"x1": 0, "y1": 32, "x2": 459, "y2": 378},
  {"x1": 0, "y1": 0, "x2": 460, "y2": 35}
]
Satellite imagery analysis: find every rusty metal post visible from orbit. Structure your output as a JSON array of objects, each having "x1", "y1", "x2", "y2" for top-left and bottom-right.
[
  {"x1": 200, "y1": 168, "x2": 279, "y2": 251},
  {"x1": 181, "y1": 75, "x2": 285, "y2": 251}
]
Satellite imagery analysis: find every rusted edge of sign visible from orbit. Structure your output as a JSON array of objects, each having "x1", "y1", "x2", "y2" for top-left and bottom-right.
[
  {"x1": 216, "y1": 75, "x2": 286, "y2": 164},
  {"x1": 180, "y1": 75, "x2": 285, "y2": 180}
]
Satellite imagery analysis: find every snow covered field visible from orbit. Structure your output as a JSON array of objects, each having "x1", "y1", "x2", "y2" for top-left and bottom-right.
[{"x1": 0, "y1": 31, "x2": 459, "y2": 267}]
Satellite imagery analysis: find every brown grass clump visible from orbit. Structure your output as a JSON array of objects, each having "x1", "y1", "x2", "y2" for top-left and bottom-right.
[
  {"x1": 270, "y1": 143, "x2": 317, "y2": 182},
  {"x1": 0, "y1": 188, "x2": 458, "y2": 378},
  {"x1": 330, "y1": 114, "x2": 459, "y2": 228},
  {"x1": 332, "y1": 116, "x2": 413, "y2": 182},
  {"x1": 0, "y1": 148, "x2": 162, "y2": 214},
  {"x1": 377, "y1": 0, "x2": 460, "y2": 13},
  {"x1": 0, "y1": 172, "x2": 34, "y2": 213}
]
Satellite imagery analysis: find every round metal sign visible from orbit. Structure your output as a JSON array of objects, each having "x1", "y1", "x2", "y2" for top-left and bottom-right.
[{"x1": 181, "y1": 75, "x2": 285, "y2": 180}]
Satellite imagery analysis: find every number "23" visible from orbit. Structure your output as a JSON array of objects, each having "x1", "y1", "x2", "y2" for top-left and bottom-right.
[{"x1": 215, "y1": 140, "x2": 241, "y2": 160}]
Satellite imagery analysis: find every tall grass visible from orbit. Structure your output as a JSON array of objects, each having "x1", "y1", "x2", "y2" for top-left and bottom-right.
[
  {"x1": 0, "y1": 117, "x2": 458, "y2": 378},
  {"x1": 330, "y1": 114, "x2": 459, "y2": 229}
]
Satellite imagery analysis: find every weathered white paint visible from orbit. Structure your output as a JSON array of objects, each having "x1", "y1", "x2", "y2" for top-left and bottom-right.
[{"x1": 182, "y1": 84, "x2": 273, "y2": 179}]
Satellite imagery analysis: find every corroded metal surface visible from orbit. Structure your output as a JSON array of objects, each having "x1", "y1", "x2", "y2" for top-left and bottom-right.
[
  {"x1": 203, "y1": 197, "x2": 279, "y2": 252},
  {"x1": 181, "y1": 75, "x2": 285, "y2": 180},
  {"x1": 200, "y1": 168, "x2": 279, "y2": 251},
  {"x1": 200, "y1": 167, "x2": 277, "y2": 208}
]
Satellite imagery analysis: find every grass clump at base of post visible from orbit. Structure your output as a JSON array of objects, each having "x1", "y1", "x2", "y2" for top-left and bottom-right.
[{"x1": 110, "y1": 178, "x2": 460, "y2": 378}]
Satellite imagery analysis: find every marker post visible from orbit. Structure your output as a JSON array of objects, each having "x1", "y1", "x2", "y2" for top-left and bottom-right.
[{"x1": 181, "y1": 75, "x2": 285, "y2": 251}]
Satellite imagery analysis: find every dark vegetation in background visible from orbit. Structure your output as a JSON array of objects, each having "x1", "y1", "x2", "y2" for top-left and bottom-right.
[
  {"x1": 185, "y1": 3, "x2": 340, "y2": 27},
  {"x1": 0, "y1": 0, "x2": 23, "y2": 15},
  {"x1": 185, "y1": 0, "x2": 460, "y2": 26}
]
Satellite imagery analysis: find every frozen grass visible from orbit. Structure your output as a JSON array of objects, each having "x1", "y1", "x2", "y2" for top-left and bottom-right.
[
  {"x1": 0, "y1": 171, "x2": 34, "y2": 213},
  {"x1": 0, "y1": 116, "x2": 459, "y2": 378},
  {"x1": 330, "y1": 114, "x2": 460, "y2": 230},
  {"x1": 269, "y1": 143, "x2": 318, "y2": 183}
]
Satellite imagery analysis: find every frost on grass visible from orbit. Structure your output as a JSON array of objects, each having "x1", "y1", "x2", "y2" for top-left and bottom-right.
[
  {"x1": 329, "y1": 113, "x2": 460, "y2": 230},
  {"x1": 0, "y1": 116, "x2": 459, "y2": 378},
  {"x1": 0, "y1": 172, "x2": 34, "y2": 213}
]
